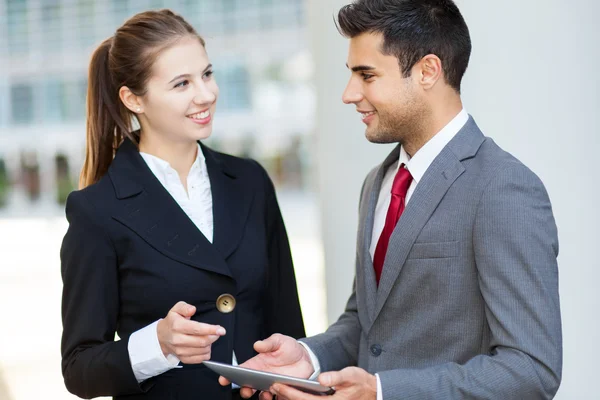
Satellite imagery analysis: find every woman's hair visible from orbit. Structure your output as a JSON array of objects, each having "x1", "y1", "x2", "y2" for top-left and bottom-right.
[{"x1": 80, "y1": 9, "x2": 205, "y2": 188}]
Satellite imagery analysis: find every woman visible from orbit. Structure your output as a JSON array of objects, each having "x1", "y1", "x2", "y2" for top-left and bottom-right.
[{"x1": 60, "y1": 9, "x2": 305, "y2": 400}]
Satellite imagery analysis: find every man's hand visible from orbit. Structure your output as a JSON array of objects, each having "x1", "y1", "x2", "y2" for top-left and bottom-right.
[
  {"x1": 218, "y1": 333, "x2": 314, "y2": 398},
  {"x1": 270, "y1": 367, "x2": 377, "y2": 400}
]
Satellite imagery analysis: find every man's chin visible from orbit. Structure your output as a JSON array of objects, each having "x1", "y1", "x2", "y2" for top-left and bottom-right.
[
  {"x1": 365, "y1": 129, "x2": 396, "y2": 144},
  {"x1": 364, "y1": 127, "x2": 379, "y2": 143}
]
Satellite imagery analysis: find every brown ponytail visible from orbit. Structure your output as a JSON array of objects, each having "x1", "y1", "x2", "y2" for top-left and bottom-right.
[
  {"x1": 80, "y1": 38, "x2": 128, "y2": 188},
  {"x1": 79, "y1": 9, "x2": 205, "y2": 189}
]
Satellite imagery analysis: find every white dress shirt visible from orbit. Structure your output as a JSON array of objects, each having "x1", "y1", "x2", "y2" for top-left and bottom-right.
[
  {"x1": 303, "y1": 109, "x2": 469, "y2": 400},
  {"x1": 369, "y1": 108, "x2": 469, "y2": 259},
  {"x1": 128, "y1": 144, "x2": 239, "y2": 383}
]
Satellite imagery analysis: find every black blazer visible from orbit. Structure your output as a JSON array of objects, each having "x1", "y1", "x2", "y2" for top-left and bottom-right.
[{"x1": 60, "y1": 139, "x2": 305, "y2": 400}]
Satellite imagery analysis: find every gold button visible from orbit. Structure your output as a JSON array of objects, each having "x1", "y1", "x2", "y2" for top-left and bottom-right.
[{"x1": 216, "y1": 294, "x2": 236, "y2": 313}]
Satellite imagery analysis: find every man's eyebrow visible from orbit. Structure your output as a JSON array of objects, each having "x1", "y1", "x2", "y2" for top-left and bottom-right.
[{"x1": 346, "y1": 63, "x2": 376, "y2": 72}]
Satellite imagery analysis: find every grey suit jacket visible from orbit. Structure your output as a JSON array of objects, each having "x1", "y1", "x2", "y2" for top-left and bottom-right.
[{"x1": 302, "y1": 117, "x2": 562, "y2": 399}]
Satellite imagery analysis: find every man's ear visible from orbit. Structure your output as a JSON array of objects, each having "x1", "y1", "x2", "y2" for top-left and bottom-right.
[{"x1": 417, "y1": 54, "x2": 443, "y2": 90}]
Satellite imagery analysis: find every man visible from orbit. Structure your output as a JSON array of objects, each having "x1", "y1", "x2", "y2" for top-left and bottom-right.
[{"x1": 220, "y1": 0, "x2": 562, "y2": 398}]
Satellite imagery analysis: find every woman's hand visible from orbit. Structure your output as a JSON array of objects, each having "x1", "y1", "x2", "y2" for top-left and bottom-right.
[{"x1": 157, "y1": 301, "x2": 226, "y2": 364}]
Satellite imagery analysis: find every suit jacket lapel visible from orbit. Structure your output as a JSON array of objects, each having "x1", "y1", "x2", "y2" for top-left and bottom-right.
[
  {"x1": 371, "y1": 118, "x2": 486, "y2": 323},
  {"x1": 202, "y1": 144, "x2": 255, "y2": 260},
  {"x1": 358, "y1": 145, "x2": 402, "y2": 323},
  {"x1": 108, "y1": 139, "x2": 232, "y2": 277}
]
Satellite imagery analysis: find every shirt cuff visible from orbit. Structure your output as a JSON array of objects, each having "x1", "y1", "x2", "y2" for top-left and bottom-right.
[
  {"x1": 128, "y1": 319, "x2": 180, "y2": 382},
  {"x1": 375, "y1": 373, "x2": 382, "y2": 400},
  {"x1": 297, "y1": 341, "x2": 320, "y2": 380}
]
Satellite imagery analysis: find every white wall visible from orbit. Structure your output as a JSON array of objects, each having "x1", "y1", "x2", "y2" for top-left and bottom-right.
[
  {"x1": 307, "y1": 0, "x2": 395, "y2": 326},
  {"x1": 458, "y1": 1, "x2": 600, "y2": 398},
  {"x1": 310, "y1": 0, "x2": 599, "y2": 398}
]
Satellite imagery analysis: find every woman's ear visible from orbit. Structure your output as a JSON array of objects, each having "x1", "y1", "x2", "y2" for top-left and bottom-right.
[{"x1": 119, "y1": 86, "x2": 144, "y2": 114}]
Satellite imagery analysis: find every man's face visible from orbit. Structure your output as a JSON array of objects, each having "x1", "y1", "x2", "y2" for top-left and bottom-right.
[{"x1": 342, "y1": 32, "x2": 428, "y2": 144}]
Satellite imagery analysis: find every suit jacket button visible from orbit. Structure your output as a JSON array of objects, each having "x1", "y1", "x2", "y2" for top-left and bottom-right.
[
  {"x1": 216, "y1": 294, "x2": 236, "y2": 313},
  {"x1": 370, "y1": 344, "x2": 382, "y2": 357}
]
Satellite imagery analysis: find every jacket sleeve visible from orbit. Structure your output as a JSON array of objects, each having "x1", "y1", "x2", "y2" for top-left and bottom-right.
[
  {"x1": 377, "y1": 164, "x2": 562, "y2": 399},
  {"x1": 60, "y1": 190, "x2": 148, "y2": 398},
  {"x1": 299, "y1": 278, "x2": 361, "y2": 372},
  {"x1": 258, "y1": 163, "x2": 306, "y2": 340}
]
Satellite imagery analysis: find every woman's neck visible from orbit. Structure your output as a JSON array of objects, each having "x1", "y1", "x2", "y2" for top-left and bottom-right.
[{"x1": 138, "y1": 132, "x2": 198, "y2": 180}]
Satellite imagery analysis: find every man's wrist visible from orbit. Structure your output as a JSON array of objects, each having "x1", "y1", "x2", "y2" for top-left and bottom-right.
[
  {"x1": 297, "y1": 341, "x2": 320, "y2": 380},
  {"x1": 369, "y1": 373, "x2": 377, "y2": 394},
  {"x1": 301, "y1": 348, "x2": 315, "y2": 377}
]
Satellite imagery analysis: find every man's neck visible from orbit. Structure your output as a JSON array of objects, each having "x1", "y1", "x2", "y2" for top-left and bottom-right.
[{"x1": 403, "y1": 97, "x2": 463, "y2": 157}]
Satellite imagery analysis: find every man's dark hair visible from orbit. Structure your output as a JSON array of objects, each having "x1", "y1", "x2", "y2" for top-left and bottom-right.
[{"x1": 337, "y1": 0, "x2": 471, "y2": 92}]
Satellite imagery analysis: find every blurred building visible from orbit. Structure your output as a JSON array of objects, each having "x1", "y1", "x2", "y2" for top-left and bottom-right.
[{"x1": 0, "y1": 0, "x2": 315, "y2": 214}]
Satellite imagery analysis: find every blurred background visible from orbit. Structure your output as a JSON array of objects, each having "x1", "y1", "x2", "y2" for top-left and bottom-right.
[{"x1": 0, "y1": 0, "x2": 598, "y2": 399}]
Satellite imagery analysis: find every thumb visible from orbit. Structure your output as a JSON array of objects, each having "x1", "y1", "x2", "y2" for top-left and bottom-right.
[
  {"x1": 170, "y1": 301, "x2": 196, "y2": 319},
  {"x1": 318, "y1": 368, "x2": 353, "y2": 387},
  {"x1": 253, "y1": 334, "x2": 283, "y2": 354}
]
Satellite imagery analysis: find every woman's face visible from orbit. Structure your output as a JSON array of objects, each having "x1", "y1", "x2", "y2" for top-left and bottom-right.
[{"x1": 137, "y1": 36, "x2": 219, "y2": 144}]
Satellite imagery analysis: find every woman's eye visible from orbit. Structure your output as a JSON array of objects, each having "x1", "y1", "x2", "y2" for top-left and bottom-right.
[
  {"x1": 174, "y1": 80, "x2": 189, "y2": 88},
  {"x1": 204, "y1": 70, "x2": 214, "y2": 79}
]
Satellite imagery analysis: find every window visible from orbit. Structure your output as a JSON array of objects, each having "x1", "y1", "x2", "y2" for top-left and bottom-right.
[
  {"x1": 77, "y1": 0, "x2": 96, "y2": 48},
  {"x1": 7, "y1": 0, "x2": 29, "y2": 55},
  {"x1": 148, "y1": 0, "x2": 164, "y2": 10},
  {"x1": 222, "y1": 0, "x2": 237, "y2": 13},
  {"x1": 216, "y1": 64, "x2": 251, "y2": 111},
  {"x1": 234, "y1": 0, "x2": 261, "y2": 32},
  {"x1": 196, "y1": 1, "x2": 224, "y2": 35},
  {"x1": 236, "y1": 0, "x2": 260, "y2": 10},
  {"x1": 181, "y1": 0, "x2": 202, "y2": 27},
  {"x1": 41, "y1": 0, "x2": 62, "y2": 51},
  {"x1": 10, "y1": 83, "x2": 34, "y2": 125},
  {"x1": 127, "y1": 0, "x2": 148, "y2": 19},
  {"x1": 292, "y1": 0, "x2": 305, "y2": 27},
  {"x1": 43, "y1": 80, "x2": 67, "y2": 123},
  {"x1": 64, "y1": 79, "x2": 87, "y2": 121},
  {"x1": 111, "y1": 0, "x2": 131, "y2": 24},
  {"x1": 270, "y1": 0, "x2": 304, "y2": 29},
  {"x1": 221, "y1": 0, "x2": 238, "y2": 33},
  {"x1": 0, "y1": 84, "x2": 8, "y2": 128}
]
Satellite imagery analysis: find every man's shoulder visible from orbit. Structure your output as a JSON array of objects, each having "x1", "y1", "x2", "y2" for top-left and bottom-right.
[{"x1": 472, "y1": 137, "x2": 547, "y2": 191}]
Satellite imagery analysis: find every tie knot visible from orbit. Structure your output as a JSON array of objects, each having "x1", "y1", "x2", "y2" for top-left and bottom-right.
[{"x1": 391, "y1": 164, "x2": 412, "y2": 196}]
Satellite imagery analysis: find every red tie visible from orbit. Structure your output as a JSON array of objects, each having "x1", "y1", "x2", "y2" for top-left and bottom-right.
[{"x1": 373, "y1": 165, "x2": 413, "y2": 286}]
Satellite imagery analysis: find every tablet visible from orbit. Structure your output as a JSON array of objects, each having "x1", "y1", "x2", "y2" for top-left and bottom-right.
[{"x1": 203, "y1": 360, "x2": 335, "y2": 396}]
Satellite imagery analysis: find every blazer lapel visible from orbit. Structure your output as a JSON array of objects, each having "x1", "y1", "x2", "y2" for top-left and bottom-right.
[
  {"x1": 109, "y1": 139, "x2": 232, "y2": 277},
  {"x1": 201, "y1": 144, "x2": 255, "y2": 260},
  {"x1": 371, "y1": 118, "x2": 486, "y2": 323},
  {"x1": 358, "y1": 146, "x2": 402, "y2": 322}
]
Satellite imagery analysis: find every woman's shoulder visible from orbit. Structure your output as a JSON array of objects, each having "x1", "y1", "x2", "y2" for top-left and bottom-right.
[{"x1": 64, "y1": 174, "x2": 114, "y2": 223}]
